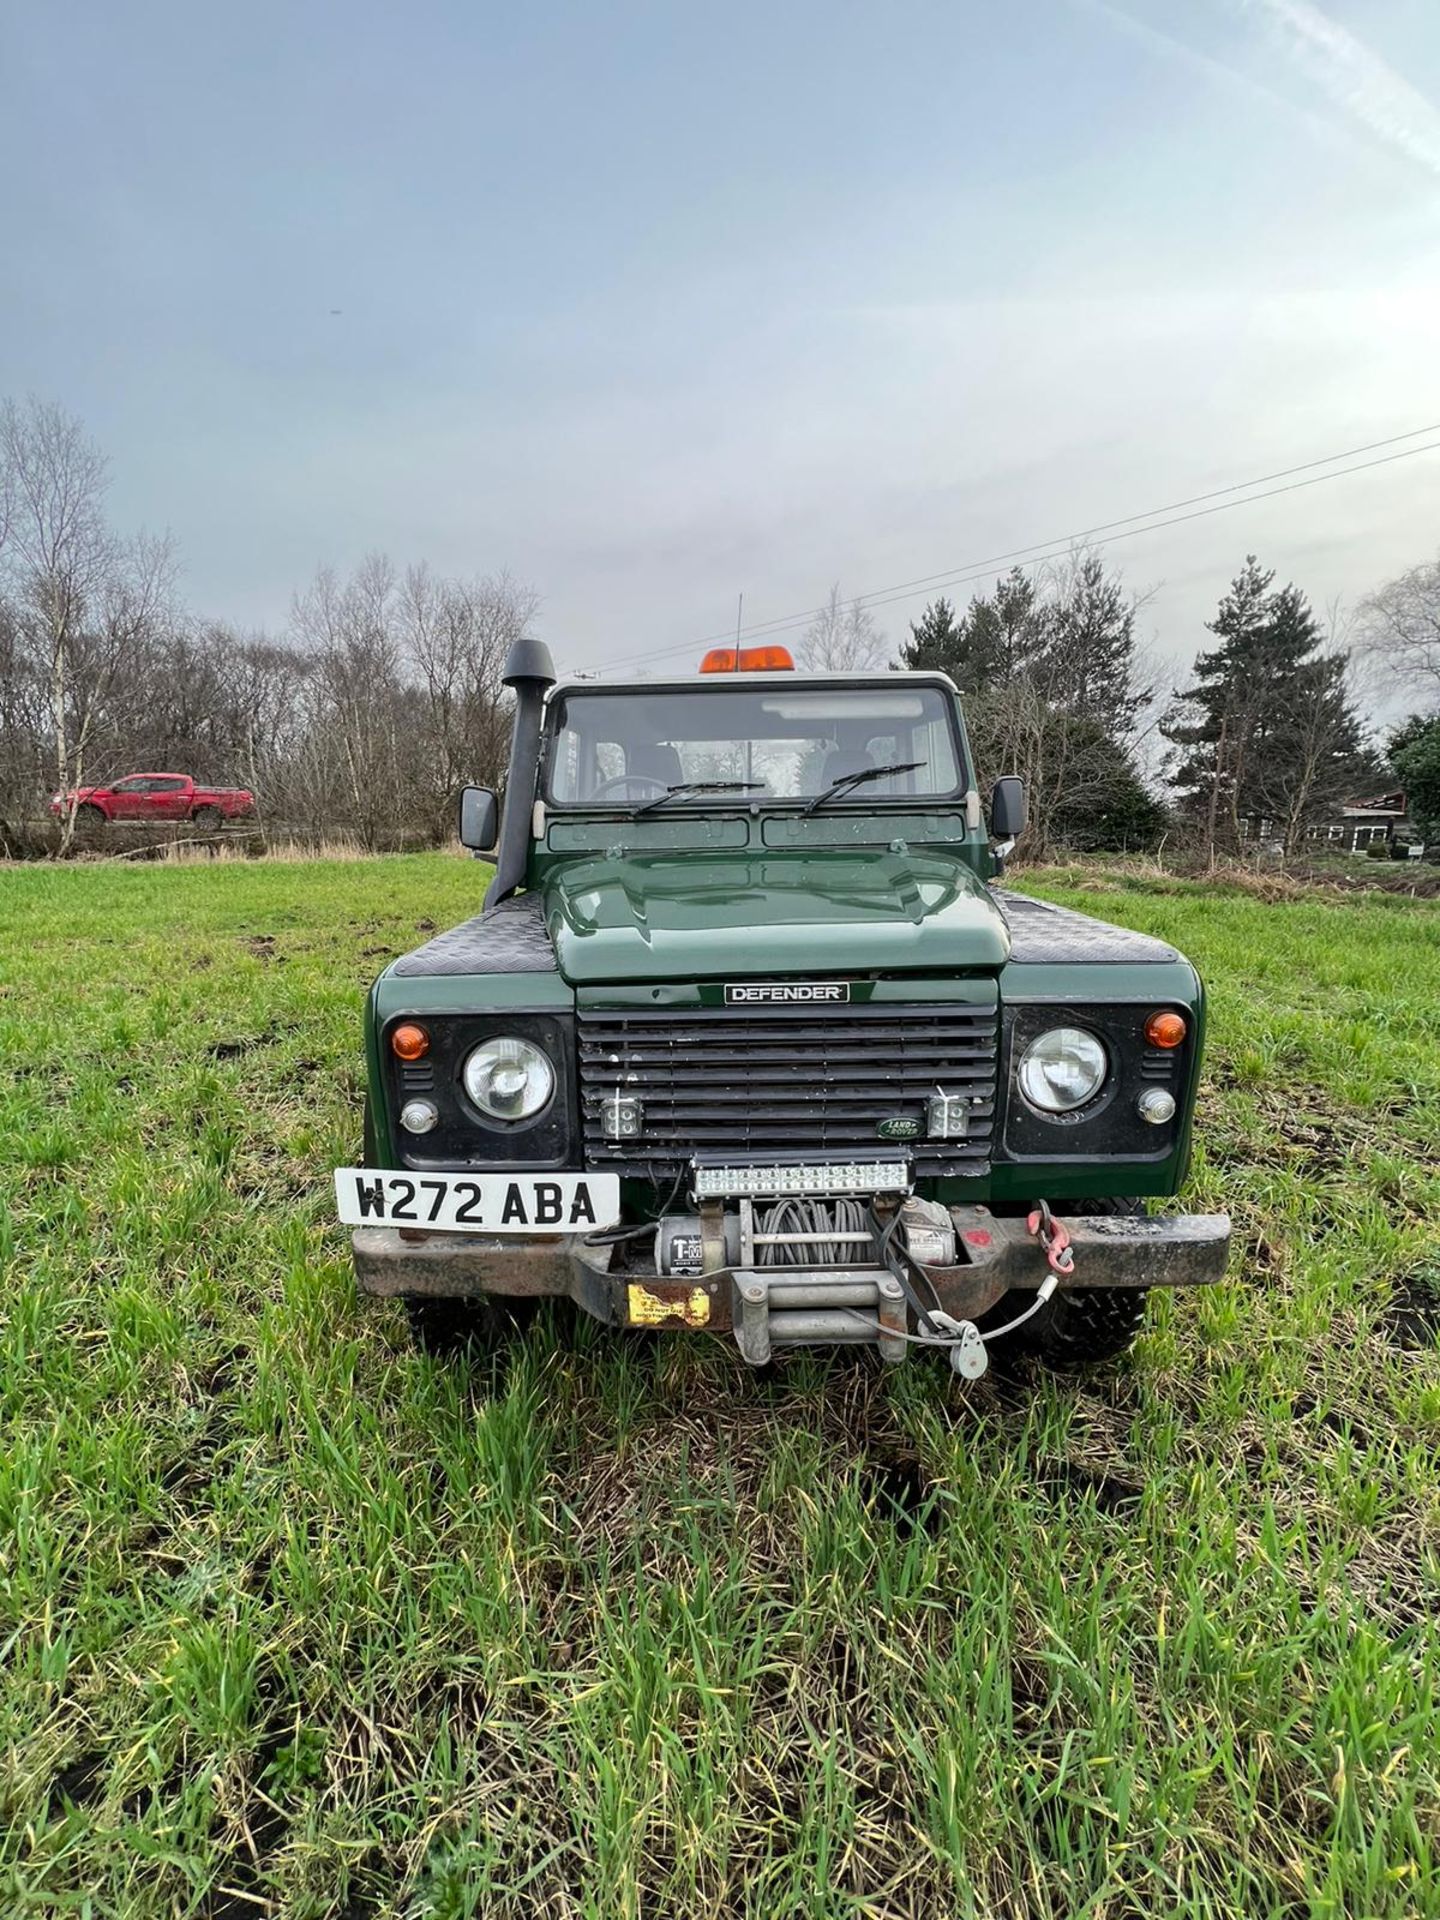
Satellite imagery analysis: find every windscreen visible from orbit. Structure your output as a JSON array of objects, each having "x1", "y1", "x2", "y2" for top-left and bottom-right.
[{"x1": 545, "y1": 684, "x2": 964, "y2": 807}]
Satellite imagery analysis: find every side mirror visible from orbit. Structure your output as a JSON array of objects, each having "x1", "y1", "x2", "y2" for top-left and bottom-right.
[
  {"x1": 458, "y1": 785, "x2": 498, "y2": 852},
  {"x1": 989, "y1": 775, "x2": 1028, "y2": 843}
]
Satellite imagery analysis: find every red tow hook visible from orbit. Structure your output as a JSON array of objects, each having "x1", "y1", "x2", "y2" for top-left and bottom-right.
[{"x1": 1027, "y1": 1200, "x2": 1075, "y2": 1277}]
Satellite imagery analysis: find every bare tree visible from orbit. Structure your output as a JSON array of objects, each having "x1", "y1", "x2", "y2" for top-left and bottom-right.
[
  {"x1": 208, "y1": 629, "x2": 317, "y2": 827},
  {"x1": 0, "y1": 399, "x2": 112, "y2": 800},
  {"x1": 0, "y1": 399, "x2": 178, "y2": 850},
  {"x1": 1272, "y1": 651, "x2": 1371, "y2": 857},
  {"x1": 399, "y1": 565, "x2": 535, "y2": 837},
  {"x1": 0, "y1": 412, "x2": 13, "y2": 561},
  {"x1": 286, "y1": 554, "x2": 527, "y2": 847},
  {"x1": 798, "y1": 584, "x2": 886, "y2": 671},
  {"x1": 0, "y1": 597, "x2": 44, "y2": 851},
  {"x1": 292, "y1": 555, "x2": 412, "y2": 848},
  {"x1": 1359, "y1": 553, "x2": 1440, "y2": 701},
  {"x1": 0, "y1": 396, "x2": 539, "y2": 855}
]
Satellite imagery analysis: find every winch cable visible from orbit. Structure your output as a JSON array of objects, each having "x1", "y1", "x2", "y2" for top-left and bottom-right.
[
  {"x1": 968, "y1": 1276, "x2": 1061, "y2": 1342},
  {"x1": 833, "y1": 1279, "x2": 1062, "y2": 1349},
  {"x1": 836, "y1": 1294, "x2": 1059, "y2": 1348},
  {"x1": 758, "y1": 1196, "x2": 967, "y2": 1347},
  {"x1": 754, "y1": 1198, "x2": 958, "y2": 1341},
  {"x1": 869, "y1": 1204, "x2": 947, "y2": 1338},
  {"x1": 843, "y1": 1202, "x2": 1070, "y2": 1349},
  {"x1": 757, "y1": 1196, "x2": 869, "y2": 1268},
  {"x1": 580, "y1": 1167, "x2": 688, "y2": 1249}
]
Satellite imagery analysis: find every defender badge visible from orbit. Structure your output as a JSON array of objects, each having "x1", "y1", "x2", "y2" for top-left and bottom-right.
[{"x1": 724, "y1": 982, "x2": 851, "y2": 1004}]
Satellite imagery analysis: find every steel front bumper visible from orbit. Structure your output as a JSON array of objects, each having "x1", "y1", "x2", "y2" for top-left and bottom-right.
[{"x1": 353, "y1": 1206, "x2": 1231, "y2": 1352}]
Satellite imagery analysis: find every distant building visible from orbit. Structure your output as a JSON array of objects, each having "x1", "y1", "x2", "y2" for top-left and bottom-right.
[{"x1": 1306, "y1": 791, "x2": 1413, "y2": 855}]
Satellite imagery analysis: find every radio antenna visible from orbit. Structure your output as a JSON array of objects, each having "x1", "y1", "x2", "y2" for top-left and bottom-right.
[{"x1": 734, "y1": 592, "x2": 743, "y2": 670}]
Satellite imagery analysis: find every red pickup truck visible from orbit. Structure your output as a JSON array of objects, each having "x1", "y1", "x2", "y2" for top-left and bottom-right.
[{"x1": 51, "y1": 773, "x2": 256, "y2": 831}]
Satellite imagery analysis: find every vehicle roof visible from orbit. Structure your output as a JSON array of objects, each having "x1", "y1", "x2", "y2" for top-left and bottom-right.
[{"x1": 547, "y1": 668, "x2": 960, "y2": 698}]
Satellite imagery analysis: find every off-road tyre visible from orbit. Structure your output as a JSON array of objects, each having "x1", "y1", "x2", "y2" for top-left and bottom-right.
[
  {"x1": 1003, "y1": 1198, "x2": 1151, "y2": 1371},
  {"x1": 192, "y1": 804, "x2": 223, "y2": 833},
  {"x1": 359, "y1": 1097, "x2": 540, "y2": 1359},
  {"x1": 1016, "y1": 1284, "x2": 1150, "y2": 1369},
  {"x1": 75, "y1": 802, "x2": 106, "y2": 840},
  {"x1": 404, "y1": 1293, "x2": 539, "y2": 1357}
]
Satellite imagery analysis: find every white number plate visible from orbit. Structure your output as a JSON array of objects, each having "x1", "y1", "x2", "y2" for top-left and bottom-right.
[{"x1": 335, "y1": 1167, "x2": 620, "y2": 1234}]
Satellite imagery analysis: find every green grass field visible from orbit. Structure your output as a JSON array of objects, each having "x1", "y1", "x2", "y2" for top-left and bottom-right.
[{"x1": 2, "y1": 855, "x2": 1439, "y2": 1919}]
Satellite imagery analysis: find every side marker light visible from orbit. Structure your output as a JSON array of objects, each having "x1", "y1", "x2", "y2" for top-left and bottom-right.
[
  {"x1": 391, "y1": 1023, "x2": 430, "y2": 1061},
  {"x1": 1144, "y1": 1010, "x2": 1187, "y2": 1049}
]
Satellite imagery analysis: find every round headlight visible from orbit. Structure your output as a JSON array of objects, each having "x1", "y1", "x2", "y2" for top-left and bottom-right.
[
  {"x1": 462, "y1": 1036, "x2": 555, "y2": 1122},
  {"x1": 1018, "y1": 1027, "x2": 1108, "y2": 1114}
]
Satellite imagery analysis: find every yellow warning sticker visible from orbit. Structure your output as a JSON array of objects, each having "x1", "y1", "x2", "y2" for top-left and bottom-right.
[{"x1": 627, "y1": 1284, "x2": 711, "y2": 1328}]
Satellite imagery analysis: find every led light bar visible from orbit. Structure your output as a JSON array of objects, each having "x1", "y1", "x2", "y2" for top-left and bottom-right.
[{"x1": 691, "y1": 1160, "x2": 912, "y2": 1200}]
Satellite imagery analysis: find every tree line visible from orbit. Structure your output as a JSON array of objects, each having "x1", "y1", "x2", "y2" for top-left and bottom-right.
[
  {"x1": 0, "y1": 398, "x2": 533, "y2": 854},
  {"x1": 892, "y1": 553, "x2": 1170, "y2": 856},
  {"x1": 3, "y1": 391, "x2": 1438, "y2": 859},
  {"x1": 888, "y1": 548, "x2": 1440, "y2": 862}
]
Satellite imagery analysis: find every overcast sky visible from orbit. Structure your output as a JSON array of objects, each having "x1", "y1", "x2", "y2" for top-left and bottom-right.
[{"x1": 3, "y1": 0, "x2": 1438, "y2": 691}]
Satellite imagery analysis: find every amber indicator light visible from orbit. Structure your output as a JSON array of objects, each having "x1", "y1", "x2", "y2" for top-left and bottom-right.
[
  {"x1": 1144, "y1": 1010, "x2": 1187, "y2": 1049},
  {"x1": 391, "y1": 1022, "x2": 430, "y2": 1061},
  {"x1": 699, "y1": 645, "x2": 796, "y2": 673}
]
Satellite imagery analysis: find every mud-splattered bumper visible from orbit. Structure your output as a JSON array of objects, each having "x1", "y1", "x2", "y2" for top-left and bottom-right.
[{"x1": 352, "y1": 1207, "x2": 1231, "y2": 1351}]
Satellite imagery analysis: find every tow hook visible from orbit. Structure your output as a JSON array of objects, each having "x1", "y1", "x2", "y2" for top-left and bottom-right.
[
  {"x1": 1027, "y1": 1199, "x2": 1075, "y2": 1277},
  {"x1": 943, "y1": 1201, "x2": 1077, "y2": 1376}
]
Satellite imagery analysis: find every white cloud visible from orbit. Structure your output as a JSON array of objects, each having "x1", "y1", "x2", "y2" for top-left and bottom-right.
[
  {"x1": 1081, "y1": 0, "x2": 1340, "y2": 142},
  {"x1": 1242, "y1": 0, "x2": 1440, "y2": 176}
]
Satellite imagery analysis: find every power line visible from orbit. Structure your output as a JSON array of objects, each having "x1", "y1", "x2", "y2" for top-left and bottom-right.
[
  {"x1": 565, "y1": 422, "x2": 1440, "y2": 677},
  {"x1": 588, "y1": 424, "x2": 1440, "y2": 671},
  {"x1": 830, "y1": 439, "x2": 1440, "y2": 620},
  {"x1": 588, "y1": 428, "x2": 1440, "y2": 671},
  {"x1": 786, "y1": 420, "x2": 1440, "y2": 625}
]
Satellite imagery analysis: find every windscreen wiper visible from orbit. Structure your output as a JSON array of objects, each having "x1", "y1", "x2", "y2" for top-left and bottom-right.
[
  {"x1": 803, "y1": 761, "x2": 926, "y2": 815},
  {"x1": 635, "y1": 780, "x2": 767, "y2": 815}
]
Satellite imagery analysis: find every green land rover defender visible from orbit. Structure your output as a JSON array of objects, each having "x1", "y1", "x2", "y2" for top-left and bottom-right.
[{"x1": 338, "y1": 638, "x2": 1230, "y2": 1376}]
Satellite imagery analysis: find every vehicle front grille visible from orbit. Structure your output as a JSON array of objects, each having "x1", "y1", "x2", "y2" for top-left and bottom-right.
[{"x1": 578, "y1": 1001, "x2": 998, "y2": 1180}]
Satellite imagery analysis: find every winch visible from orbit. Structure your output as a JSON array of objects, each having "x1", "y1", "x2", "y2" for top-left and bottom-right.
[{"x1": 655, "y1": 1194, "x2": 956, "y2": 1275}]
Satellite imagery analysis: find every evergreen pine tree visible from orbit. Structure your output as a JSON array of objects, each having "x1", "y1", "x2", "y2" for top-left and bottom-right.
[
  {"x1": 984, "y1": 567, "x2": 1050, "y2": 685},
  {"x1": 895, "y1": 554, "x2": 1166, "y2": 855},
  {"x1": 1389, "y1": 714, "x2": 1440, "y2": 841},
  {"x1": 1043, "y1": 551, "x2": 1149, "y2": 736},
  {"x1": 903, "y1": 568, "x2": 1050, "y2": 692},
  {"x1": 1163, "y1": 558, "x2": 1374, "y2": 855},
  {"x1": 894, "y1": 577, "x2": 1042, "y2": 688},
  {"x1": 896, "y1": 596, "x2": 961, "y2": 672},
  {"x1": 1163, "y1": 556, "x2": 1271, "y2": 851},
  {"x1": 1046, "y1": 717, "x2": 1171, "y2": 851}
]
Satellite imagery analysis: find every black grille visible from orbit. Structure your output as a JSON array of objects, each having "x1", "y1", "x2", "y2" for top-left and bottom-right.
[{"x1": 578, "y1": 1001, "x2": 998, "y2": 1179}]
